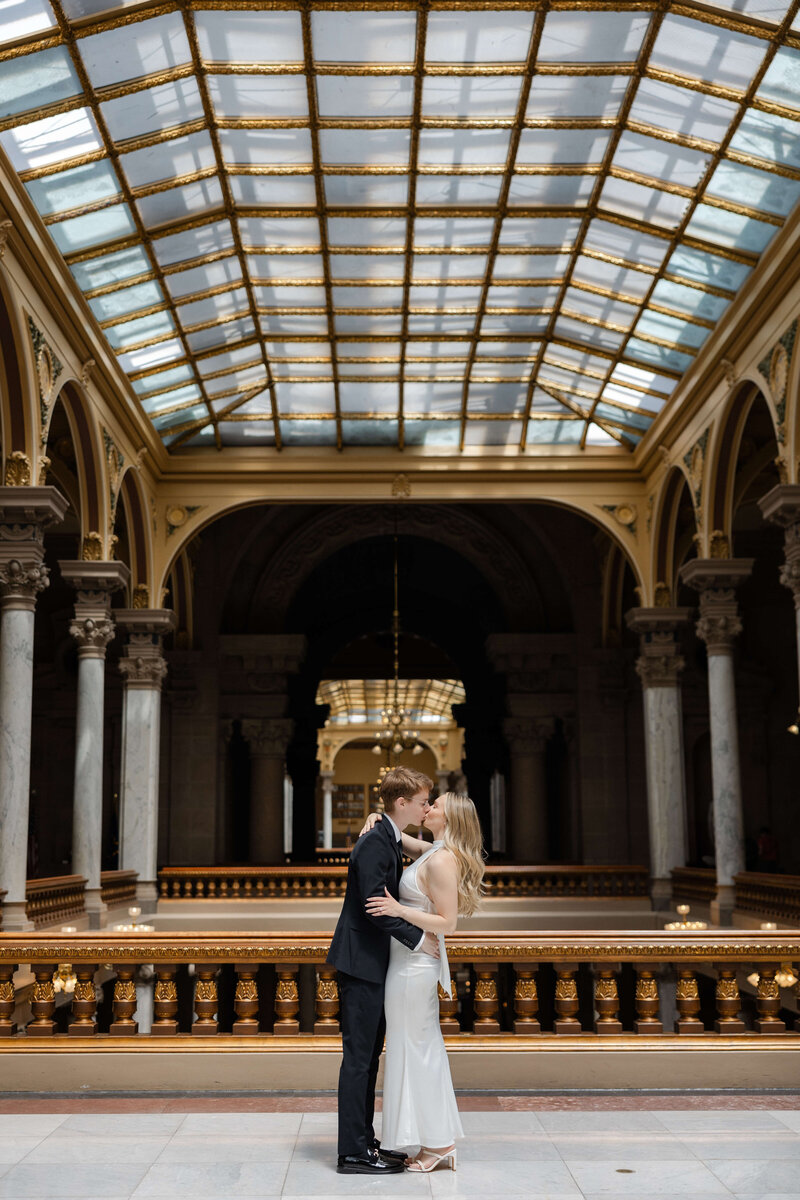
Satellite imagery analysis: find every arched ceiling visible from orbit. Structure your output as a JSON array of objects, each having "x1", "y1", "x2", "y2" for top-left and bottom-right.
[{"x1": 3, "y1": 1, "x2": 800, "y2": 454}]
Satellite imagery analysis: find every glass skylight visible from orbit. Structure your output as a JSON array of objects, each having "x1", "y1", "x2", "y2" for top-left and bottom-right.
[{"x1": 0, "y1": 1, "x2": 797, "y2": 452}]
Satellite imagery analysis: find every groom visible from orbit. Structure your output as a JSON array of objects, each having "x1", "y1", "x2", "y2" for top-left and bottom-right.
[{"x1": 327, "y1": 765, "x2": 436, "y2": 1175}]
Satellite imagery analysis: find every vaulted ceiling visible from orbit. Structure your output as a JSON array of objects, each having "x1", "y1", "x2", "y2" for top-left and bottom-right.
[{"x1": 2, "y1": 1, "x2": 800, "y2": 453}]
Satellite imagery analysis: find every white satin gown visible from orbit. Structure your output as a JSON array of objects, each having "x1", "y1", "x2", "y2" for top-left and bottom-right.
[{"x1": 380, "y1": 841, "x2": 464, "y2": 1150}]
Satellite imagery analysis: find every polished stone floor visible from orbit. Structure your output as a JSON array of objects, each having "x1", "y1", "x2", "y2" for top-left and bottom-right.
[{"x1": 0, "y1": 1100, "x2": 799, "y2": 1199}]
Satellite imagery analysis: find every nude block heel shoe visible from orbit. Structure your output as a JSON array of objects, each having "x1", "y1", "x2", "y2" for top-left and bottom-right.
[{"x1": 407, "y1": 1146, "x2": 457, "y2": 1172}]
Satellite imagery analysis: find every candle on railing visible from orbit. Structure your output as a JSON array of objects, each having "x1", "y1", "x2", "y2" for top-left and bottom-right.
[{"x1": 665, "y1": 903, "x2": 708, "y2": 931}]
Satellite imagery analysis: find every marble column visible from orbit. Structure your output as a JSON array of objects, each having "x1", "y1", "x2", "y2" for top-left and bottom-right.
[
  {"x1": 680, "y1": 559, "x2": 753, "y2": 925},
  {"x1": 503, "y1": 717, "x2": 554, "y2": 863},
  {"x1": 320, "y1": 769, "x2": 334, "y2": 849},
  {"x1": 242, "y1": 718, "x2": 293, "y2": 864},
  {"x1": 758, "y1": 484, "x2": 800, "y2": 696},
  {"x1": 0, "y1": 487, "x2": 68, "y2": 931},
  {"x1": 116, "y1": 609, "x2": 176, "y2": 913},
  {"x1": 626, "y1": 607, "x2": 691, "y2": 910},
  {"x1": 60, "y1": 562, "x2": 130, "y2": 928}
]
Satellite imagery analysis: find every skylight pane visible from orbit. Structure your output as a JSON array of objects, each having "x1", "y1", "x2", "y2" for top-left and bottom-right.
[
  {"x1": 260, "y1": 314, "x2": 329, "y2": 335},
  {"x1": 332, "y1": 285, "x2": 402, "y2": 307},
  {"x1": 138, "y1": 178, "x2": 225, "y2": 228},
  {"x1": 706, "y1": 160, "x2": 800, "y2": 217},
  {"x1": 312, "y1": 11, "x2": 417, "y2": 62},
  {"x1": 278, "y1": 381, "x2": 335, "y2": 414},
  {"x1": 317, "y1": 76, "x2": 414, "y2": 118},
  {"x1": 554, "y1": 314, "x2": 624, "y2": 351},
  {"x1": 26, "y1": 159, "x2": 121, "y2": 217},
  {"x1": 80, "y1": 14, "x2": 191, "y2": 89},
  {"x1": 0, "y1": 0, "x2": 55, "y2": 45},
  {"x1": 415, "y1": 217, "x2": 495, "y2": 247},
  {"x1": 324, "y1": 175, "x2": 409, "y2": 207},
  {"x1": 217, "y1": 420, "x2": 276, "y2": 446},
  {"x1": 507, "y1": 174, "x2": 595, "y2": 206},
  {"x1": 635, "y1": 309, "x2": 707, "y2": 349},
  {"x1": 685, "y1": 202, "x2": 776, "y2": 252},
  {"x1": 516, "y1": 128, "x2": 610, "y2": 165},
  {"x1": 187, "y1": 316, "x2": 255, "y2": 352},
  {"x1": 339, "y1": 382, "x2": 399, "y2": 413},
  {"x1": 468, "y1": 383, "x2": 527, "y2": 415},
  {"x1": 0, "y1": 108, "x2": 101, "y2": 172},
  {"x1": 154, "y1": 218, "x2": 235, "y2": 267},
  {"x1": 416, "y1": 176, "x2": 502, "y2": 206},
  {"x1": 600, "y1": 176, "x2": 689, "y2": 230},
  {"x1": 539, "y1": 11, "x2": 649, "y2": 62},
  {"x1": 0, "y1": 47, "x2": 81, "y2": 121},
  {"x1": 220, "y1": 129, "x2": 314, "y2": 167},
  {"x1": 418, "y1": 129, "x2": 510, "y2": 166},
  {"x1": 320, "y1": 129, "x2": 410, "y2": 166},
  {"x1": 499, "y1": 217, "x2": 581, "y2": 247},
  {"x1": 119, "y1": 338, "x2": 184, "y2": 373},
  {"x1": 425, "y1": 12, "x2": 534, "y2": 62},
  {"x1": 628, "y1": 78, "x2": 736, "y2": 145},
  {"x1": 404, "y1": 382, "x2": 462, "y2": 413},
  {"x1": 196, "y1": 11, "x2": 303, "y2": 63},
  {"x1": 527, "y1": 74, "x2": 629, "y2": 119},
  {"x1": 563, "y1": 287, "x2": 638, "y2": 329},
  {"x1": 102, "y1": 78, "x2": 204, "y2": 141},
  {"x1": 526, "y1": 417, "x2": 583, "y2": 445},
  {"x1": 758, "y1": 47, "x2": 800, "y2": 112},
  {"x1": 730, "y1": 110, "x2": 800, "y2": 169},
  {"x1": 240, "y1": 217, "x2": 320, "y2": 248},
  {"x1": 88, "y1": 279, "x2": 163, "y2": 322},
  {"x1": 178, "y1": 287, "x2": 249, "y2": 327},
  {"x1": 50, "y1": 202, "x2": 136, "y2": 253},
  {"x1": 650, "y1": 279, "x2": 729, "y2": 322},
  {"x1": 666, "y1": 245, "x2": 751, "y2": 291},
  {"x1": 463, "y1": 419, "x2": 522, "y2": 447},
  {"x1": 413, "y1": 255, "x2": 487, "y2": 280},
  {"x1": 209, "y1": 75, "x2": 308, "y2": 119},
  {"x1": 328, "y1": 217, "x2": 406, "y2": 247},
  {"x1": 341, "y1": 420, "x2": 399, "y2": 446},
  {"x1": 650, "y1": 16, "x2": 767, "y2": 90},
  {"x1": 133, "y1": 365, "x2": 193, "y2": 395},
  {"x1": 330, "y1": 255, "x2": 402, "y2": 280},
  {"x1": 231, "y1": 176, "x2": 317, "y2": 207},
  {"x1": 404, "y1": 420, "x2": 460, "y2": 447},
  {"x1": 613, "y1": 131, "x2": 710, "y2": 188},
  {"x1": 486, "y1": 285, "x2": 558, "y2": 308},
  {"x1": 625, "y1": 337, "x2": 693, "y2": 372},
  {"x1": 422, "y1": 76, "x2": 523, "y2": 119},
  {"x1": 121, "y1": 132, "x2": 217, "y2": 189},
  {"x1": 71, "y1": 245, "x2": 152, "y2": 291},
  {"x1": 611, "y1": 361, "x2": 675, "y2": 395},
  {"x1": 573, "y1": 255, "x2": 652, "y2": 299},
  {"x1": 166, "y1": 259, "x2": 242, "y2": 302},
  {"x1": 584, "y1": 218, "x2": 669, "y2": 269},
  {"x1": 106, "y1": 309, "x2": 176, "y2": 350},
  {"x1": 493, "y1": 252, "x2": 571, "y2": 278},
  {"x1": 260, "y1": 283, "x2": 328, "y2": 307}
]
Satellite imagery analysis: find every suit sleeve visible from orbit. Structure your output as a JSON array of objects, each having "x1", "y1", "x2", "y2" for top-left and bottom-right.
[{"x1": 355, "y1": 834, "x2": 424, "y2": 950}]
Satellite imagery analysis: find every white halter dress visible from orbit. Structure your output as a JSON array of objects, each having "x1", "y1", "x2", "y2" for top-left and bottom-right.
[{"x1": 380, "y1": 841, "x2": 464, "y2": 1150}]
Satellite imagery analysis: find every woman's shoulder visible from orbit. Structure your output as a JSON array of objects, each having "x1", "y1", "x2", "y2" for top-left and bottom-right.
[{"x1": 426, "y1": 845, "x2": 458, "y2": 875}]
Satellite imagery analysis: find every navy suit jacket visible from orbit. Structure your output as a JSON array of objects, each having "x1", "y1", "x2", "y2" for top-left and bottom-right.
[{"x1": 326, "y1": 816, "x2": 423, "y2": 984}]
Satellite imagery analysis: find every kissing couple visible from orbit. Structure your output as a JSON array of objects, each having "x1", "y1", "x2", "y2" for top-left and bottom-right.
[{"x1": 326, "y1": 765, "x2": 485, "y2": 1175}]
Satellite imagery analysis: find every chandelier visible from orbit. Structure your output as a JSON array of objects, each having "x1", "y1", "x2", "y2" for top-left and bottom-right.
[{"x1": 372, "y1": 535, "x2": 424, "y2": 765}]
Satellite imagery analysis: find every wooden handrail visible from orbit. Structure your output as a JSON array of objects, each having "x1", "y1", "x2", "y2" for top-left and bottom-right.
[
  {"x1": 100, "y1": 870, "x2": 138, "y2": 907},
  {"x1": 734, "y1": 872, "x2": 800, "y2": 924},
  {"x1": 25, "y1": 875, "x2": 86, "y2": 928}
]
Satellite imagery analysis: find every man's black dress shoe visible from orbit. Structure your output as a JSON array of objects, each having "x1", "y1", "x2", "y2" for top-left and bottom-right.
[
  {"x1": 337, "y1": 1151, "x2": 403, "y2": 1175},
  {"x1": 371, "y1": 1140, "x2": 407, "y2": 1164}
]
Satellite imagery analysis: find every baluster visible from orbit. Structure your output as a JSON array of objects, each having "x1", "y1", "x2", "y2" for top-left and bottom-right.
[
  {"x1": 233, "y1": 964, "x2": 260, "y2": 1035},
  {"x1": 754, "y1": 966, "x2": 785, "y2": 1034},
  {"x1": 0, "y1": 964, "x2": 17, "y2": 1036},
  {"x1": 26, "y1": 965, "x2": 57, "y2": 1036},
  {"x1": 274, "y1": 962, "x2": 300, "y2": 1034},
  {"x1": 512, "y1": 963, "x2": 540, "y2": 1034},
  {"x1": 675, "y1": 968, "x2": 703, "y2": 1033},
  {"x1": 69, "y1": 964, "x2": 98, "y2": 1036},
  {"x1": 152, "y1": 965, "x2": 179, "y2": 1035},
  {"x1": 634, "y1": 969, "x2": 662, "y2": 1034},
  {"x1": 438, "y1": 967, "x2": 460, "y2": 1035},
  {"x1": 714, "y1": 966, "x2": 745, "y2": 1033},
  {"x1": 553, "y1": 968, "x2": 581, "y2": 1034},
  {"x1": 193, "y1": 966, "x2": 219, "y2": 1035},
  {"x1": 109, "y1": 965, "x2": 138, "y2": 1036},
  {"x1": 472, "y1": 964, "x2": 500, "y2": 1034},
  {"x1": 313, "y1": 968, "x2": 340, "y2": 1035},
  {"x1": 593, "y1": 966, "x2": 622, "y2": 1034}
]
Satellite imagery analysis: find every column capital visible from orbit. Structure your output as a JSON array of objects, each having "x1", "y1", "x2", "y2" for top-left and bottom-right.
[
  {"x1": 242, "y1": 717, "x2": 293, "y2": 758},
  {"x1": 503, "y1": 716, "x2": 554, "y2": 755},
  {"x1": 679, "y1": 559, "x2": 753, "y2": 656},
  {"x1": 626, "y1": 607, "x2": 691, "y2": 689},
  {"x1": 117, "y1": 609, "x2": 176, "y2": 691},
  {"x1": 0, "y1": 487, "x2": 69, "y2": 611},
  {"x1": 61, "y1": 561, "x2": 130, "y2": 660},
  {"x1": 70, "y1": 615, "x2": 115, "y2": 659},
  {"x1": 758, "y1": 486, "x2": 800, "y2": 609}
]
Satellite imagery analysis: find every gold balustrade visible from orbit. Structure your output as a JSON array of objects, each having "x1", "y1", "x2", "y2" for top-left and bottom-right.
[
  {"x1": 1, "y1": 932, "x2": 799, "y2": 1044},
  {"x1": 734, "y1": 872, "x2": 800, "y2": 926},
  {"x1": 24, "y1": 876, "x2": 86, "y2": 928},
  {"x1": 100, "y1": 870, "x2": 139, "y2": 909},
  {"x1": 670, "y1": 867, "x2": 716, "y2": 906},
  {"x1": 158, "y1": 864, "x2": 650, "y2": 900}
]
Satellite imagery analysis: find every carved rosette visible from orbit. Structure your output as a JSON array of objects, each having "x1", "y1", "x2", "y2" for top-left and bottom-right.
[{"x1": 70, "y1": 615, "x2": 115, "y2": 659}]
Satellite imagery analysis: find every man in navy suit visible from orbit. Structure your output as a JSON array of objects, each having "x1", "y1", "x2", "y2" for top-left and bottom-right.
[{"x1": 327, "y1": 765, "x2": 436, "y2": 1175}]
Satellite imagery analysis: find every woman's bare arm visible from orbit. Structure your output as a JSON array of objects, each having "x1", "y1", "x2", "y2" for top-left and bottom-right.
[{"x1": 364, "y1": 849, "x2": 458, "y2": 934}]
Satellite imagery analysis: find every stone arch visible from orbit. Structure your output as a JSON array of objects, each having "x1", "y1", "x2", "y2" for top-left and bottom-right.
[
  {"x1": 49, "y1": 381, "x2": 105, "y2": 555},
  {"x1": 652, "y1": 465, "x2": 698, "y2": 600},
  {"x1": 117, "y1": 468, "x2": 153, "y2": 602},
  {"x1": 0, "y1": 276, "x2": 35, "y2": 473},
  {"x1": 165, "y1": 549, "x2": 193, "y2": 647},
  {"x1": 707, "y1": 381, "x2": 777, "y2": 548}
]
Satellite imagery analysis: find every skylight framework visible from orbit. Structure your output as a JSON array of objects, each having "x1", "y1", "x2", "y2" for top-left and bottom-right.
[
  {"x1": 2, "y1": 1, "x2": 800, "y2": 452},
  {"x1": 317, "y1": 678, "x2": 465, "y2": 725}
]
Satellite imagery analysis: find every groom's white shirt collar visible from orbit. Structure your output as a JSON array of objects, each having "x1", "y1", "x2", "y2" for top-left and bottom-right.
[{"x1": 384, "y1": 812, "x2": 402, "y2": 842}]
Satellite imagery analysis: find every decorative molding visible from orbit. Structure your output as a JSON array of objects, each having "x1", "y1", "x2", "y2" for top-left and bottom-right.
[
  {"x1": 27, "y1": 318, "x2": 63, "y2": 447},
  {"x1": 683, "y1": 429, "x2": 709, "y2": 510},
  {"x1": 81, "y1": 532, "x2": 103, "y2": 562},
  {"x1": 626, "y1": 608, "x2": 690, "y2": 689},
  {"x1": 0, "y1": 557, "x2": 49, "y2": 608},
  {"x1": 3, "y1": 452, "x2": 31, "y2": 487},
  {"x1": 758, "y1": 319, "x2": 797, "y2": 437},
  {"x1": 0, "y1": 219, "x2": 12, "y2": 258},
  {"x1": 102, "y1": 427, "x2": 124, "y2": 542},
  {"x1": 80, "y1": 359, "x2": 95, "y2": 387},
  {"x1": 166, "y1": 504, "x2": 201, "y2": 538},
  {"x1": 119, "y1": 655, "x2": 168, "y2": 690},
  {"x1": 719, "y1": 358, "x2": 736, "y2": 387},
  {"x1": 391, "y1": 473, "x2": 410, "y2": 498},
  {"x1": 708, "y1": 529, "x2": 731, "y2": 559},
  {"x1": 132, "y1": 584, "x2": 150, "y2": 609},
  {"x1": 69, "y1": 615, "x2": 115, "y2": 658},
  {"x1": 601, "y1": 502, "x2": 637, "y2": 534}
]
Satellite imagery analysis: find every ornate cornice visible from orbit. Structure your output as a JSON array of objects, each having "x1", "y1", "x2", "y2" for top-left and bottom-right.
[
  {"x1": 626, "y1": 607, "x2": 691, "y2": 689},
  {"x1": 680, "y1": 559, "x2": 753, "y2": 656}
]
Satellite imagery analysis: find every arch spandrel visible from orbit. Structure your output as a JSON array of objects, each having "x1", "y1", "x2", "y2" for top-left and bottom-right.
[
  {"x1": 117, "y1": 466, "x2": 155, "y2": 605},
  {"x1": 0, "y1": 275, "x2": 37, "y2": 477},
  {"x1": 650, "y1": 465, "x2": 697, "y2": 602},
  {"x1": 705, "y1": 381, "x2": 778, "y2": 553},
  {"x1": 49, "y1": 380, "x2": 108, "y2": 558}
]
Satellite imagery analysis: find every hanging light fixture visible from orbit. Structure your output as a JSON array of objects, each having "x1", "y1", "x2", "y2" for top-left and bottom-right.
[
  {"x1": 373, "y1": 535, "x2": 422, "y2": 774},
  {"x1": 788, "y1": 709, "x2": 799, "y2": 735}
]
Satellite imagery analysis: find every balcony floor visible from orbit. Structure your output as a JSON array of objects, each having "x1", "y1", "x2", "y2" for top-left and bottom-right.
[{"x1": 0, "y1": 1098, "x2": 798, "y2": 1198}]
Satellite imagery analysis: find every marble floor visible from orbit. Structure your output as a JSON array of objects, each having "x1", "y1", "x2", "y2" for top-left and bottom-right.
[{"x1": 0, "y1": 1100, "x2": 799, "y2": 1199}]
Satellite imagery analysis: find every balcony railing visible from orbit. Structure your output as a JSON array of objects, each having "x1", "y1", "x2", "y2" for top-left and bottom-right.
[
  {"x1": 158, "y1": 864, "x2": 650, "y2": 900},
  {"x1": 670, "y1": 867, "x2": 716, "y2": 906},
  {"x1": 100, "y1": 870, "x2": 138, "y2": 909},
  {"x1": 734, "y1": 872, "x2": 800, "y2": 925},
  {"x1": 24, "y1": 876, "x2": 86, "y2": 928},
  {"x1": 1, "y1": 931, "x2": 798, "y2": 1041}
]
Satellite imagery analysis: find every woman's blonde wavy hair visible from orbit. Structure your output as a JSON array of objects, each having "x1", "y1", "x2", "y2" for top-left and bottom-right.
[{"x1": 441, "y1": 792, "x2": 485, "y2": 917}]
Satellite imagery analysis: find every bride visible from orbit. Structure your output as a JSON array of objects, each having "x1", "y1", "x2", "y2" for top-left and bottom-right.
[{"x1": 361, "y1": 790, "x2": 485, "y2": 1172}]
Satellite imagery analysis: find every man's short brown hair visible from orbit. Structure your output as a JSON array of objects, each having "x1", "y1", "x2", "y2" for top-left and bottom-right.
[{"x1": 379, "y1": 766, "x2": 433, "y2": 812}]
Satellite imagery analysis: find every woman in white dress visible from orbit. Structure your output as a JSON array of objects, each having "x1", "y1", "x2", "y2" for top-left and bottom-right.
[{"x1": 362, "y1": 791, "x2": 485, "y2": 1173}]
